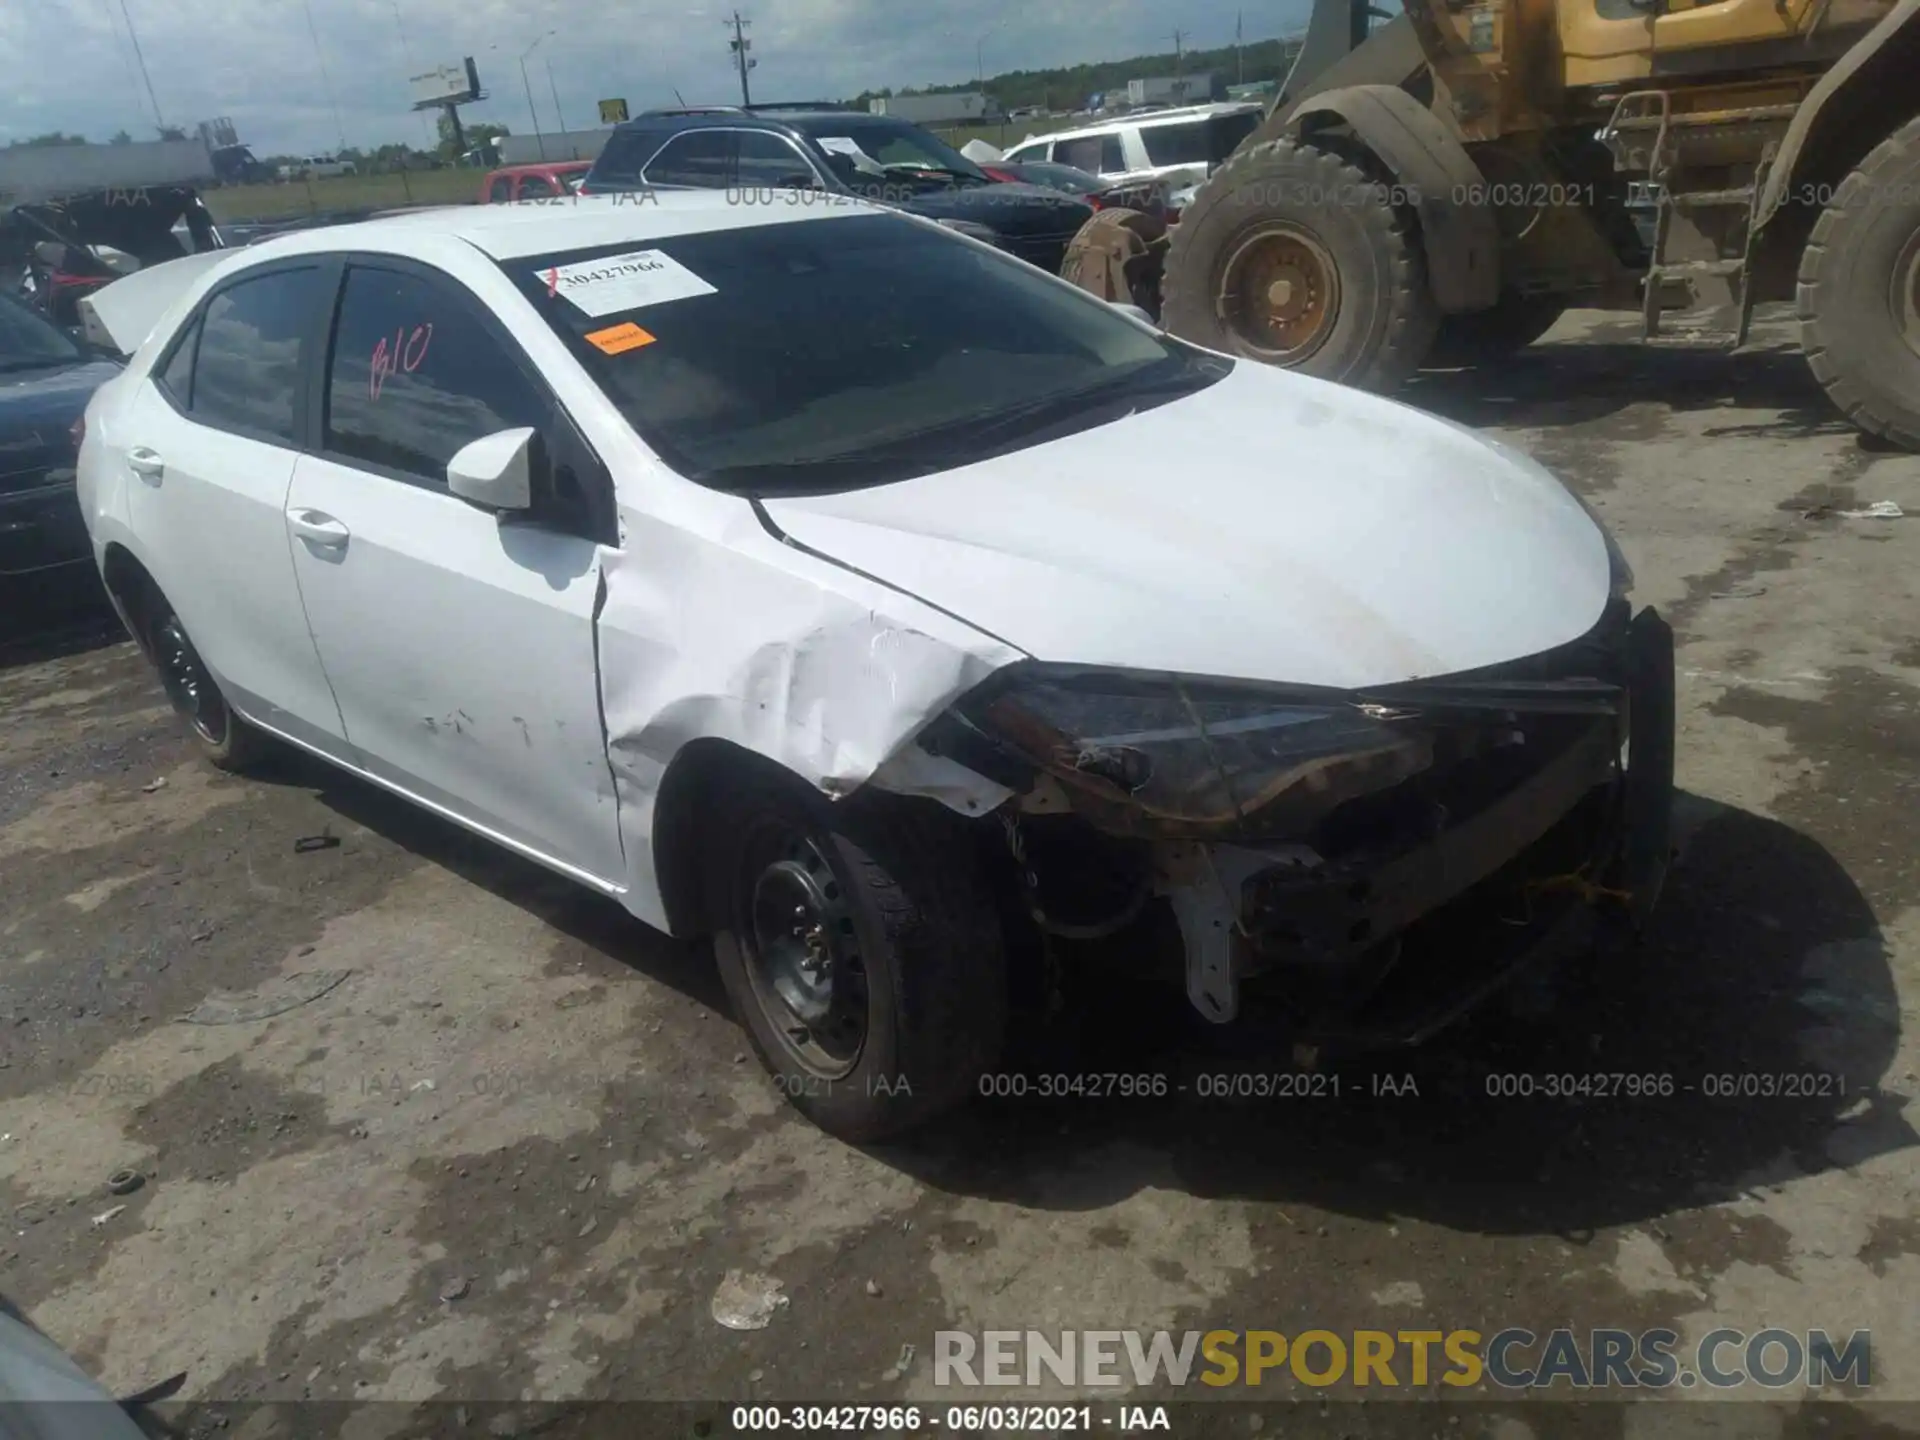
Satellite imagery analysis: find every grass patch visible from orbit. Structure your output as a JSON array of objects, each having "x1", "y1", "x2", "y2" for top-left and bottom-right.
[{"x1": 204, "y1": 169, "x2": 480, "y2": 223}]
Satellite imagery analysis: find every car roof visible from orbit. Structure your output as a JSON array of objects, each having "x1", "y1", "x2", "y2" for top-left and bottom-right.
[
  {"x1": 218, "y1": 189, "x2": 882, "y2": 265},
  {"x1": 1021, "y1": 103, "x2": 1262, "y2": 145}
]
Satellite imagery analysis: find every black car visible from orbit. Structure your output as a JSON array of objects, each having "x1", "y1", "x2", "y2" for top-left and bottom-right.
[
  {"x1": 8, "y1": 185, "x2": 224, "y2": 327},
  {"x1": 581, "y1": 105, "x2": 1095, "y2": 273},
  {"x1": 0, "y1": 293, "x2": 118, "y2": 611}
]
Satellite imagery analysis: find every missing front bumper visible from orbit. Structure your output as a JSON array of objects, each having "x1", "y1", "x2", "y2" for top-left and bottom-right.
[{"x1": 1164, "y1": 607, "x2": 1677, "y2": 1036}]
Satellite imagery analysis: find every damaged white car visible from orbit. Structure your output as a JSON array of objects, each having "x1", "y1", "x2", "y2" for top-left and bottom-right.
[{"x1": 74, "y1": 193, "x2": 1674, "y2": 1140}]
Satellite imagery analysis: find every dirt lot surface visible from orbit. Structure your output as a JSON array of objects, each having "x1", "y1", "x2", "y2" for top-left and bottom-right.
[{"x1": 2, "y1": 310, "x2": 1917, "y2": 1437}]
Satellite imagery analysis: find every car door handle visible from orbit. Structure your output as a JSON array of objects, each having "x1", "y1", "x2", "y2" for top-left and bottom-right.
[
  {"x1": 126, "y1": 447, "x2": 164, "y2": 481},
  {"x1": 287, "y1": 509, "x2": 350, "y2": 548}
]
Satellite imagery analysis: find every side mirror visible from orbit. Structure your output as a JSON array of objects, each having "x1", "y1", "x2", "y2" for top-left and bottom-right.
[
  {"x1": 1108, "y1": 300, "x2": 1158, "y2": 327},
  {"x1": 447, "y1": 427, "x2": 536, "y2": 511}
]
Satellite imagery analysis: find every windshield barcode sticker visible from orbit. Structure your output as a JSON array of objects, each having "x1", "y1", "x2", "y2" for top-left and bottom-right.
[{"x1": 539, "y1": 249, "x2": 717, "y2": 317}]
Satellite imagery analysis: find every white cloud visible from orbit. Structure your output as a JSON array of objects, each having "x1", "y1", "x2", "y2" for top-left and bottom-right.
[{"x1": 6, "y1": 0, "x2": 1306, "y2": 154}]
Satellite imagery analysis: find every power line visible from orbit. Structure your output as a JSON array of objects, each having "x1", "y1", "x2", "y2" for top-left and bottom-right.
[
  {"x1": 724, "y1": 11, "x2": 755, "y2": 107},
  {"x1": 300, "y1": 0, "x2": 348, "y2": 153},
  {"x1": 96, "y1": 0, "x2": 144, "y2": 126},
  {"x1": 114, "y1": 0, "x2": 166, "y2": 131}
]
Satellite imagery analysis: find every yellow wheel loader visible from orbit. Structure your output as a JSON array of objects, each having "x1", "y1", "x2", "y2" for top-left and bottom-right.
[{"x1": 1066, "y1": 0, "x2": 1920, "y2": 446}]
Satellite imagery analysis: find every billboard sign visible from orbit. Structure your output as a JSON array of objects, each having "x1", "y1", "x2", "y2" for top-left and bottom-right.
[
  {"x1": 598, "y1": 98, "x2": 629, "y2": 124},
  {"x1": 410, "y1": 58, "x2": 480, "y2": 109}
]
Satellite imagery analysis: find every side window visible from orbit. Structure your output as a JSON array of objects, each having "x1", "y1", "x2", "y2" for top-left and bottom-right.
[
  {"x1": 520, "y1": 174, "x2": 561, "y2": 198},
  {"x1": 155, "y1": 315, "x2": 200, "y2": 407},
  {"x1": 736, "y1": 132, "x2": 817, "y2": 187},
  {"x1": 1056, "y1": 134, "x2": 1121, "y2": 175},
  {"x1": 189, "y1": 267, "x2": 327, "y2": 443},
  {"x1": 1140, "y1": 122, "x2": 1210, "y2": 168},
  {"x1": 486, "y1": 176, "x2": 514, "y2": 203},
  {"x1": 643, "y1": 131, "x2": 737, "y2": 187},
  {"x1": 323, "y1": 265, "x2": 548, "y2": 486}
]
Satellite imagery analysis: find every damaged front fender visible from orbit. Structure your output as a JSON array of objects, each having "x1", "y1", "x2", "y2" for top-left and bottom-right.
[{"x1": 595, "y1": 504, "x2": 1023, "y2": 933}]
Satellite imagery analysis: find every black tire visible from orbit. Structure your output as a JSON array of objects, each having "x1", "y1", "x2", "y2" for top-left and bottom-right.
[
  {"x1": 1161, "y1": 137, "x2": 1439, "y2": 388},
  {"x1": 704, "y1": 776, "x2": 1008, "y2": 1142},
  {"x1": 146, "y1": 601, "x2": 269, "y2": 772},
  {"x1": 1798, "y1": 114, "x2": 1920, "y2": 450},
  {"x1": 1427, "y1": 293, "x2": 1568, "y2": 367}
]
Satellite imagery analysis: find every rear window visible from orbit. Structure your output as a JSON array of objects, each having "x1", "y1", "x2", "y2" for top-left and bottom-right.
[
  {"x1": 505, "y1": 211, "x2": 1227, "y2": 495},
  {"x1": 586, "y1": 128, "x2": 665, "y2": 189}
]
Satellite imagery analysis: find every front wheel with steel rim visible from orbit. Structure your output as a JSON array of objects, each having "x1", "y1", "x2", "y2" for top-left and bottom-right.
[
  {"x1": 1798, "y1": 113, "x2": 1920, "y2": 451},
  {"x1": 705, "y1": 777, "x2": 1009, "y2": 1142},
  {"x1": 1162, "y1": 136, "x2": 1438, "y2": 389},
  {"x1": 146, "y1": 602, "x2": 266, "y2": 771}
]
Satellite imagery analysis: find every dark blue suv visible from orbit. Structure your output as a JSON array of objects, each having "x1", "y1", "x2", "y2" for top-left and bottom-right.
[{"x1": 581, "y1": 105, "x2": 1095, "y2": 273}]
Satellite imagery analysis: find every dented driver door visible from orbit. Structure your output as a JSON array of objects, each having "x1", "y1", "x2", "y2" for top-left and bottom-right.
[{"x1": 285, "y1": 259, "x2": 626, "y2": 890}]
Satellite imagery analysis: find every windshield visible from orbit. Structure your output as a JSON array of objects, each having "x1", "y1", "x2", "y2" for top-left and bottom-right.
[
  {"x1": 0, "y1": 294, "x2": 83, "y2": 373},
  {"x1": 507, "y1": 211, "x2": 1228, "y2": 495},
  {"x1": 791, "y1": 117, "x2": 992, "y2": 188}
]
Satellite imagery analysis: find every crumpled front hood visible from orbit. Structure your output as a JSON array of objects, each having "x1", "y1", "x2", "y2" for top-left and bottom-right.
[{"x1": 761, "y1": 362, "x2": 1614, "y2": 691}]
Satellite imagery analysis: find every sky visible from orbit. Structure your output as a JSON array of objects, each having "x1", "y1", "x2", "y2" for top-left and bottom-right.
[{"x1": 2, "y1": 0, "x2": 1311, "y2": 156}]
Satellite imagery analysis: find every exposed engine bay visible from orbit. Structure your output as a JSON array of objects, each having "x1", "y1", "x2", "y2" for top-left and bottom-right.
[{"x1": 918, "y1": 599, "x2": 1675, "y2": 1043}]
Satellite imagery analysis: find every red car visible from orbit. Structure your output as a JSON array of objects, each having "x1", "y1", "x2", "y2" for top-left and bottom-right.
[{"x1": 478, "y1": 161, "x2": 593, "y2": 204}]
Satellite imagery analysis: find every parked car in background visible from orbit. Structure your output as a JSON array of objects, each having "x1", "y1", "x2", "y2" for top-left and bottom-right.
[
  {"x1": 582, "y1": 105, "x2": 1094, "y2": 272},
  {"x1": 7, "y1": 185, "x2": 224, "y2": 328},
  {"x1": 1000, "y1": 103, "x2": 1264, "y2": 191},
  {"x1": 977, "y1": 159, "x2": 1175, "y2": 221},
  {"x1": 480, "y1": 161, "x2": 593, "y2": 204},
  {"x1": 76, "y1": 192, "x2": 1671, "y2": 1142},
  {"x1": 286, "y1": 155, "x2": 357, "y2": 181},
  {"x1": 1, "y1": 292, "x2": 119, "y2": 619}
]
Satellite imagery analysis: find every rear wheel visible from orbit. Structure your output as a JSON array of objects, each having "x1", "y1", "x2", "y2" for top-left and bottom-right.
[
  {"x1": 1798, "y1": 114, "x2": 1920, "y2": 450},
  {"x1": 148, "y1": 603, "x2": 268, "y2": 772},
  {"x1": 1161, "y1": 137, "x2": 1438, "y2": 388},
  {"x1": 705, "y1": 778, "x2": 1008, "y2": 1142}
]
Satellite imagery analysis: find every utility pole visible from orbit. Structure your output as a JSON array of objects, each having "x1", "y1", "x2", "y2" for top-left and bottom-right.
[
  {"x1": 518, "y1": 31, "x2": 555, "y2": 161},
  {"x1": 725, "y1": 11, "x2": 755, "y2": 108},
  {"x1": 1236, "y1": 11, "x2": 1245, "y2": 85},
  {"x1": 1171, "y1": 27, "x2": 1187, "y2": 76},
  {"x1": 547, "y1": 58, "x2": 566, "y2": 137}
]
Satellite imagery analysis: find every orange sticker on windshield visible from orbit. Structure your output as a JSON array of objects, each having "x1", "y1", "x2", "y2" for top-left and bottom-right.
[{"x1": 585, "y1": 321, "x2": 656, "y2": 355}]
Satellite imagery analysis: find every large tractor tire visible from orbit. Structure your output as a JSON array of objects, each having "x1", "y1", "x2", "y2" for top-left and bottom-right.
[
  {"x1": 1060, "y1": 207, "x2": 1170, "y2": 318},
  {"x1": 1427, "y1": 293, "x2": 1568, "y2": 367},
  {"x1": 1161, "y1": 137, "x2": 1439, "y2": 388},
  {"x1": 1798, "y1": 114, "x2": 1920, "y2": 450}
]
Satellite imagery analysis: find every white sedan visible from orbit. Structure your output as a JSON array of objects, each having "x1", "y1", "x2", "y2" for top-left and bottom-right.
[{"x1": 75, "y1": 192, "x2": 1674, "y2": 1140}]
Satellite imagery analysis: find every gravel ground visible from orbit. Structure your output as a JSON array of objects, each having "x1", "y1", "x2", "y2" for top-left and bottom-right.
[{"x1": 1, "y1": 310, "x2": 1916, "y2": 1438}]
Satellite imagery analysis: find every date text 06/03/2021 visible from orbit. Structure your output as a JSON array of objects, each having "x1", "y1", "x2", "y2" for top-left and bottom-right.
[{"x1": 727, "y1": 1404, "x2": 1172, "y2": 1432}]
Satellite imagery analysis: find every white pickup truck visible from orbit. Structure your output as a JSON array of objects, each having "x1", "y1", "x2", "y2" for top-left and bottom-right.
[{"x1": 281, "y1": 155, "x2": 357, "y2": 180}]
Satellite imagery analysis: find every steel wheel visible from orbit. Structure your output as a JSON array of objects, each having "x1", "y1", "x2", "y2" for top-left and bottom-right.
[
  {"x1": 154, "y1": 612, "x2": 228, "y2": 748},
  {"x1": 1216, "y1": 223, "x2": 1341, "y2": 365},
  {"x1": 737, "y1": 826, "x2": 868, "y2": 1079}
]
